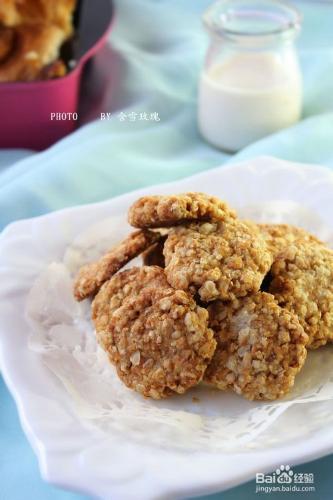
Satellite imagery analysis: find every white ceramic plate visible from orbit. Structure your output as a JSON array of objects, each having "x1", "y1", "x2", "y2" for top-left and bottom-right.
[{"x1": 1, "y1": 156, "x2": 333, "y2": 500}]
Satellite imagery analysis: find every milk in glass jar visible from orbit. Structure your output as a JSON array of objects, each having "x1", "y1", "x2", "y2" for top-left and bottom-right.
[{"x1": 198, "y1": 0, "x2": 302, "y2": 152}]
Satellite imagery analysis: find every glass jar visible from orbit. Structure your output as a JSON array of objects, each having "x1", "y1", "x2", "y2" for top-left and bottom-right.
[{"x1": 198, "y1": 0, "x2": 302, "y2": 152}]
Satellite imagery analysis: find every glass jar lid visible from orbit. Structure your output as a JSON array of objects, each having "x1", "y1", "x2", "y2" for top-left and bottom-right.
[{"x1": 203, "y1": 0, "x2": 302, "y2": 47}]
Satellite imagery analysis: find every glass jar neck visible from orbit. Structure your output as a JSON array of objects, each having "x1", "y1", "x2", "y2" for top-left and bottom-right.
[{"x1": 203, "y1": 0, "x2": 302, "y2": 50}]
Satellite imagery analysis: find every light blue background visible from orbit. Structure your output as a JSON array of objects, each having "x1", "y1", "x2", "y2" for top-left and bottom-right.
[{"x1": 1, "y1": 1, "x2": 333, "y2": 498}]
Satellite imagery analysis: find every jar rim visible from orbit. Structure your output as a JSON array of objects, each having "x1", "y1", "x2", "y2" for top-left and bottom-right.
[{"x1": 203, "y1": 0, "x2": 302, "y2": 41}]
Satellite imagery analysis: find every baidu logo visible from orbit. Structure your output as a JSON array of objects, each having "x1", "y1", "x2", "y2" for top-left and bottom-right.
[
  {"x1": 275, "y1": 465, "x2": 293, "y2": 483},
  {"x1": 255, "y1": 465, "x2": 315, "y2": 494}
]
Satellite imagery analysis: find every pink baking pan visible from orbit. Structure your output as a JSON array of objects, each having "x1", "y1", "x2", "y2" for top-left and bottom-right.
[{"x1": 0, "y1": 0, "x2": 114, "y2": 150}]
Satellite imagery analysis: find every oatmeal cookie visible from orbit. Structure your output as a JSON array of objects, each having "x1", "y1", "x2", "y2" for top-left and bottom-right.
[
  {"x1": 164, "y1": 220, "x2": 272, "y2": 302},
  {"x1": 94, "y1": 286, "x2": 216, "y2": 399},
  {"x1": 142, "y1": 236, "x2": 166, "y2": 267},
  {"x1": 128, "y1": 192, "x2": 236, "y2": 228},
  {"x1": 258, "y1": 223, "x2": 322, "y2": 258},
  {"x1": 73, "y1": 230, "x2": 160, "y2": 301},
  {"x1": 268, "y1": 245, "x2": 333, "y2": 349},
  {"x1": 92, "y1": 266, "x2": 168, "y2": 329},
  {"x1": 204, "y1": 292, "x2": 308, "y2": 400}
]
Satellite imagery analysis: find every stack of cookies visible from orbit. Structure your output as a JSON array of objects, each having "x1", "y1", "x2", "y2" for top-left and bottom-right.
[
  {"x1": 73, "y1": 193, "x2": 333, "y2": 401},
  {"x1": 0, "y1": 0, "x2": 76, "y2": 82}
]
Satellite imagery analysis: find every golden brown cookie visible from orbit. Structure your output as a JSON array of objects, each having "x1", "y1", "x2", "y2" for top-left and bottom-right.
[
  {"x1": 73, "y1": 230, "x2": 161, "y2": 301},
  {"x1": 0, "y1": 23, "x2": 67, "y2": 82},
  {"x1": 128, "y1": 192, "x2": 236, "y2": 228},
  {"x1": 0, "y1": 0, "x2": 76, "y2": 36},
  {"x1": 258, "y1": 223, "x2": 323, "y2": 259},
  {"x1": 0, "y1": 1, "x2": 76, "y2": 82},
  {"x1": 94, "y1": 282, "x2": 216, "y2": 399},
  {"x1": 204, "y1": 292, "x2": 308, "y2": 400},
  {"x1": 268, "y1": 245, "x2": 333, "y2": 349},
  {"x1": 92, "y1": 266, "x2": 168, "y2": 327},
  {"x1": 164, "y1": 220, "x2": 272, "y2": 302}
]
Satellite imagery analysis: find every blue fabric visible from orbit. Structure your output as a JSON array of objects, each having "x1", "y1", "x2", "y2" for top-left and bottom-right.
[{"x1": 1, "y1": 0, "x2": 333, "y2": 498}]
